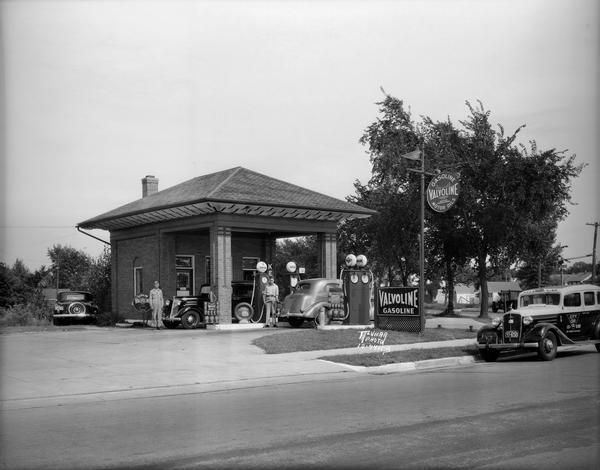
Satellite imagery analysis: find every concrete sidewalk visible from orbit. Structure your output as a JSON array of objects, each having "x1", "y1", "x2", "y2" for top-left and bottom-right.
[{"x1": 0, "y1": 315, "x2": 486, "y2": 410}]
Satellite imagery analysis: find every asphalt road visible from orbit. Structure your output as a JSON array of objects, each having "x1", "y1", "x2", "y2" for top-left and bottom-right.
[{"x1": 2, "y1": 348, "x2": 598, "y2": 469}]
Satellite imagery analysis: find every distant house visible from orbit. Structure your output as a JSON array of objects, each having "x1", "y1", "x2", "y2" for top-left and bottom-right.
[
  {"x1": 475, "y1": 281, "x2": 521, "y2": 304},
  {"x1": 434, "y1": 283, "x2": 475, "y2": 304},
  {"x1": 548, "y1": 272, "x2": 592, "y2": 286}
]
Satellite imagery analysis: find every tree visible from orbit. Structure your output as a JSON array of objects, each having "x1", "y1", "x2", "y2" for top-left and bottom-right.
[
  {"x1": 274, "y1": 237, "x2": 319, "y2": 295},
  {"x1": 0, "y1": 262, "x2": 19, "y2": 308},
  {"x1": 47, "y1": 244, "x2": 93, "y2": 290},
  {"x1": 84, "y1": 246, "x2": 112, "y2": 313},
  {"x1": 338, "y1": 96, "x2": 422, "y2": 286},
  {"x1": 345, "y1": 94, "x2": 583, "y2": 318},
  {"x1": 457, "y1": 102, "x2": 583, "y2": 316}
]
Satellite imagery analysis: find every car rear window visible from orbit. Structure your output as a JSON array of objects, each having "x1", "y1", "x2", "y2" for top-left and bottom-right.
[{"x1": 59, "y1": 293, "x2": 87, "y2": 301}]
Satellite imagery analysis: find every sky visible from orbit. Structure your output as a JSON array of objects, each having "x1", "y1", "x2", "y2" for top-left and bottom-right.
[{"x1": 1, "y1": 0, "x2": 599, "y2": 271}]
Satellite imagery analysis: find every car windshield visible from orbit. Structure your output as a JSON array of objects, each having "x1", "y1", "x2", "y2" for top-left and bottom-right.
[
  {"x1": 58, "y1": 292, "x2": 89, "y2": 302},
  {"x1": 519, "y1": 293, "x2": 560, "y2": 307}
]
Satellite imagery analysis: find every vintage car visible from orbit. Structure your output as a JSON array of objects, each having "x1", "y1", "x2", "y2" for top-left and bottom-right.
[
  {"x1": 162, "y1": 282, "x2": 255, "y2": 328},
  {"x1": 279, "y1": 278, "x2": 345, "y2": 328},
  {"x1": 477, "y1": 284, "x2": 600, "y2": 362},
  {"x1": 53, "y1": 291, "x2": 100, "y2": 325},
  {"x1": 162, "y1": 286, "x2": 213, "y2": 329}
]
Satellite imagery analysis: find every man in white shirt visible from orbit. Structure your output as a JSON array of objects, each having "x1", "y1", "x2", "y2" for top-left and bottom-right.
[{"x1": 263, "y1": 277, "x2": 279, "y2": 327}]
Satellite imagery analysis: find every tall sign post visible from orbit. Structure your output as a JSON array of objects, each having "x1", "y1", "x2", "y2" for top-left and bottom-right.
[
  {"x1": 400, "y1": 149, "x2": 461, "y2": 332},
  {"x1": 401, "y1": 148, "x2": 430, "y2": 332}
]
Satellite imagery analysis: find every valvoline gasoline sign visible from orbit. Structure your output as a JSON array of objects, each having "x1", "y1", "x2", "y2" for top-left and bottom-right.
[{"x1": 427, "y1": 172, "x2": 460, "y2": 212}]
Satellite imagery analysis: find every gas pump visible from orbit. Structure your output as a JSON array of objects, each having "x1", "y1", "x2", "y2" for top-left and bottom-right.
[
  {"x1": 251, "y1": 261, "x2": 270, "y2": 322},
  {"x1": 233, "y1": 261, "x2": 269, "y2": 323},
  {"x1": 341, "y1": 253, "x2": 373, "y2": 325},
  {"x1": 286, "y1": 261, "x2": 301, "y2": 292}
]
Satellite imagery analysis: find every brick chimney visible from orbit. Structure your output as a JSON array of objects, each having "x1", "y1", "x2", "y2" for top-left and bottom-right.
[{"x1": 142, "y1": 175, "x2": 158, "y2": 197}]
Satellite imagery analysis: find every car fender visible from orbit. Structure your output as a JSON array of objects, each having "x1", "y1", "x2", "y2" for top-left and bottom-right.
[
  {"x1": 288, "y1": 301, "x2": 329, "y2": 319},
  {"x1": 477, "y1": 325, "x2": 499, "y2": 343},
  {"x1": 524, "y1": 322, "x2": 574, "y2": 346},
  {"x1": 178, "y1": 306, "x2": 203, "y2": 319},
  {"x1": 592, "y1": 317, "x2": 600, "y2": 340}
]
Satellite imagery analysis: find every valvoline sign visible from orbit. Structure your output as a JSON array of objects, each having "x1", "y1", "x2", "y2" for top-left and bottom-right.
[{"x1": 427, "y1": 172, "x2": 460, "y2": 212}]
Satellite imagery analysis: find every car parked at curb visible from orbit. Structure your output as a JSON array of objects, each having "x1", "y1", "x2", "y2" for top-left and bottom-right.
[
  {"x1": 53, "y1": 291, "x2": 99, "y2": 326},
  {"x1": 477, "y1": 284, "x2": 600, "y2": 362}
]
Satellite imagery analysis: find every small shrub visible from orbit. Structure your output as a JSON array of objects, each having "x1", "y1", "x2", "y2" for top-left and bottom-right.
[{"x1": 0, "y1": 303, "x2": 52, "y2": 327}]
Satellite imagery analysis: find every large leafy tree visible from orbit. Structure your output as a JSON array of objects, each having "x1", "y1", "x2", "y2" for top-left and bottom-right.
[
  {"x1": 344, "y1": 94, "x2": 583, "y2": 318},
  {"x1": 339, "y1": 95, "x2": 422, "y2": 286},
  {"x1": 457, "y1": 103, "x2": 582, "y2": 316}
]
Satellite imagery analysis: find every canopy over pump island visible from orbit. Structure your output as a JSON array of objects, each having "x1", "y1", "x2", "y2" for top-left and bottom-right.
[{"x1": 77, "y1": 167, "x2": 375, "y2": 325}]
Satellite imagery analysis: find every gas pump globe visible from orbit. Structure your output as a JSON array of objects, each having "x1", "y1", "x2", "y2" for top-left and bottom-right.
[{"x1": 341, "y1": 253, "x2": 373, "y2": 325}]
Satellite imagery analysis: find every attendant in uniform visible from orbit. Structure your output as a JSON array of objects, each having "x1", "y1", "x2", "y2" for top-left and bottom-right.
[
  {"x1": 149, "y1": 281, "x2": 164, "y2": 330},
  {"x1": 263, "y1": 277, "x2": 279, "y2": 327}
]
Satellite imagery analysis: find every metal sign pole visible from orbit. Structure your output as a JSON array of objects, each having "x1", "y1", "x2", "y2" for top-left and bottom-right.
[{"x1": 419, "y1": 147, "x2": 425, "y2": 332}]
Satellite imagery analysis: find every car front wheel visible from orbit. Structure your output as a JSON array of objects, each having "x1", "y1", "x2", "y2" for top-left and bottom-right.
[
  {"x1": 181, "y1": 310, "x2": 201, "y2": 329},
  {"x1": 162, "y1": 320, "x2": 179, "y2": 329},
  {"x1": 480, "y1": 348, "x2": 499, "y2": 362},
  {"x1": 537, "y1": 331, "x2": 557, "y2": 361}
]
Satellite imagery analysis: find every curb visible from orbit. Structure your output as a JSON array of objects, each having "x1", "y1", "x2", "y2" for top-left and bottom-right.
[{"x1": 321, "y1": 355, "x2": 478, "y2": 375}]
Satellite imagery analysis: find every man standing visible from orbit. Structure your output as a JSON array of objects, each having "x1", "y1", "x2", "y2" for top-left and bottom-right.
[
  {"x1": 149, "y1": 280, "x2": 164, "y2": 330},
  {"x1": 263, "y1": 277, "x2": 279, "y2": 327}
]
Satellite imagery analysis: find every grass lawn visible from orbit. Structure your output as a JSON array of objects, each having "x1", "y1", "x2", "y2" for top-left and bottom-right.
[
  {"x1": 252, "y1": 327, "x2": 476, "y2": 354},
  {"x1": 320, "y1": 345, "x2": 480, "y2": 367}
]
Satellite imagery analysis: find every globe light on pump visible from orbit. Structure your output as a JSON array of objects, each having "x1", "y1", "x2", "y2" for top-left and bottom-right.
[
  {"x1": 286, "y1": 261, "x2": 297, "y2": 273},
  {"x1": 345, "y1": 254, "x2": 357, "y2": 267},
  {"x1": 356, "y1": 254, "x2": 368, "y2": 268},
  {"x1": 256, "y1": 261, "x2": 268, "y2": 273}
]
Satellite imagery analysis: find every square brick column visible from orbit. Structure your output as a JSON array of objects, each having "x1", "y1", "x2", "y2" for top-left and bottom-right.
[
  {"x1": 318, "y1": 232, "x2": 337, "y2": 279},
  {"x1": 210, "y1": 225, "x2": 232, "y2": 323}
]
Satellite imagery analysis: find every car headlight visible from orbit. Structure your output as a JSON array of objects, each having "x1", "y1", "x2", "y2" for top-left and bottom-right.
[
  {"x1": 491, "y1": 317, "x2": 501, "y2": 327},
  {"x1": 55, "y1": 305, "x2": 64, "y2": 312},
  {"x1": 522, "y1": 315, "x2": 533, "y2": 326},
  {"x1": 175, "y1": 299, "x2": 182, "y2": 306}
]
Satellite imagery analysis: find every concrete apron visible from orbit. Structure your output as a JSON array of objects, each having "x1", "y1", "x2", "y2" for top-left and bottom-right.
[{"x1": 1, "y1": 317, "x2": 483, "y2": 410}]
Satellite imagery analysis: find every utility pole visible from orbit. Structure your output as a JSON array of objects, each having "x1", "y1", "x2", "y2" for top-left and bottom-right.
[{"x1": 586, "y1": 222, "x2": 599, "y2": 284}]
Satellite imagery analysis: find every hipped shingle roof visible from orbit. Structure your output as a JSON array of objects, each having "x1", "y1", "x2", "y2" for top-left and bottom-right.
[{"x1": 78, "y1": 167, "x2": 375, "y2": 231}]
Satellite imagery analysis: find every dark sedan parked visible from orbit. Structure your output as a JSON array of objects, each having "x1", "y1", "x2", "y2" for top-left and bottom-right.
[{"x1": 53, "y1": 291, "x2": 99, "y2": 325}]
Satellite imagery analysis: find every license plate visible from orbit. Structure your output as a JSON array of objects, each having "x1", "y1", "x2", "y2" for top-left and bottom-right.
[{"x1": 505, "y1": 330, "x2": 519, "y2": 339}]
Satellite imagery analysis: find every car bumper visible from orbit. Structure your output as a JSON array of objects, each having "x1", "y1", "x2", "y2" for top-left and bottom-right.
[
  {"x1": 53, "y1": 313, "x2": 96, "y2": 319},
  {"x1": 477, "y1": 342, "x2": 539, "y2": 350}
]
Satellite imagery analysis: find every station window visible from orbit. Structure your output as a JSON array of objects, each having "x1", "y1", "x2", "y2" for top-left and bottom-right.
[
  {"x1": 242, "y1": 257, "x2": 259, "y2": 281},
  {"x1": 134, "y1": 267, "x2": 143, "y2": 295}
]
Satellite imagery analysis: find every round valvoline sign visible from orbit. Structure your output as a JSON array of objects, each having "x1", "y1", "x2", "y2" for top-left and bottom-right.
[{"x1": 427, "y1": 172, "x2": 460, "y2": 212}]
